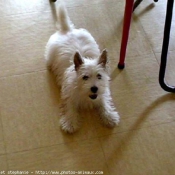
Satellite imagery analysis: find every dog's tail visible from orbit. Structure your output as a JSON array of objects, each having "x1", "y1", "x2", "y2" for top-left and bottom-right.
[{"x1": 57, "y1": 3, "x2": 74, "y2": 33}]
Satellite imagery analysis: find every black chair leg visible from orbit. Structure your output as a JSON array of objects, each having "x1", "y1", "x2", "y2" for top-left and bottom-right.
[
  {"x1": 133, "y1": 0, "x2": 143, "y2": 11},
  {"x1": 133, "y1": 0, "x2": 159, "y2": 12},
  {"x1": 159, "y1": 0, "x2": 175, "y2": 92}
]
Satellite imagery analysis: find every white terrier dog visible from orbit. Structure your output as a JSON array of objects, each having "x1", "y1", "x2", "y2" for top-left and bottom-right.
[{"x1": 45, "y1": 4, "x2": 120, "y2": 133}]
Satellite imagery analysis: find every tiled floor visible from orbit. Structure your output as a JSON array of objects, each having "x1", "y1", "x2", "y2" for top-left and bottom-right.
[{"x1": 0, "y1": 0, "x2": 175, "y2": 174}]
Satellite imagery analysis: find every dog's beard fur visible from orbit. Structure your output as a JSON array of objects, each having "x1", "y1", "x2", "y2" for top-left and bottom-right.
[{"x1": 45, "y1": 3, "x2": 120, "y2": 133}]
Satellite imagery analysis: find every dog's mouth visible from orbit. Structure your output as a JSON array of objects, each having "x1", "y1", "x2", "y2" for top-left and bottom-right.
[{"x1": 89, "y1": 94, "x2": 98, "y2": 100}]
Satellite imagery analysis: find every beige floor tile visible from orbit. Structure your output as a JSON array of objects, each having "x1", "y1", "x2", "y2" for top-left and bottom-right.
[
  {"x1": 100, "y1": 122, "x2": 175, "y2": 175},
  {"x1": 0, "y1": 11, "x2": 55, "y2": 78},
  {"x1": 134, "y1": 0, "x2": 175, "y2": 53},
  {"x1": 151, "y1": 122, "x2": 175, "y2": 175},
  {"x1": 110, "y1": 53, "x2": 159, "y2": 89},
  {"x1": 0, "y1": 71, "x2": 61, "y2": 153},
  {"x1": 8, "y1": 139, "x2": 109, "y2": 175},
  {"x1": 0, "y1": 71, "x2": 99, "y2": 153},
  {"x1": 0, "y1": 155, "x2": 8, "y2": 170},
  {"x1": 0, "y1": 0, "x2": 51, "y2": 17}
]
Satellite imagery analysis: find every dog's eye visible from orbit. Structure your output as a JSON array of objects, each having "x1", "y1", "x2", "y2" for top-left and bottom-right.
[
  {"x1": 97, "y1": 74, "x2": 102, "y2": 79},
  {"x1": 82, "y1": 75, "x2": 89, "y2": 80}
]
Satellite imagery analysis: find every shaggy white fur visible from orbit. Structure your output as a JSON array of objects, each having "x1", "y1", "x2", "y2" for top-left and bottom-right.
[{"x1": 45, "y1": 3, "x2": 120, "y2": 133}]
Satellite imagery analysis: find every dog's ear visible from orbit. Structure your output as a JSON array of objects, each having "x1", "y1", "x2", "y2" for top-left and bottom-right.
[
  {"x1": 98, "y1": 49, "x2": 108, "y2": 67},
  {"x1": 74, "y1": 51, "x2": 83, "y2": 71}
]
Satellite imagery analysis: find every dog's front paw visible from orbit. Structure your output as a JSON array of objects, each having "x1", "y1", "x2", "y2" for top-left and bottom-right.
[
  {"x1": 101, "y1": 112, "x2": 120, "y2": 128},
  {"x1": 60, "y1": 117, "x2": 80, "y2": 134}
]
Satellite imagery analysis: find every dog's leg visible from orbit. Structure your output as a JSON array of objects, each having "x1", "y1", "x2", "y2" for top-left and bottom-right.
[
  {"x1": 98, "y1": 98, "x2": 120, "y2": 128},
  {"x1": 60, "y1": 103, "x2": 80, "y2": 133}
]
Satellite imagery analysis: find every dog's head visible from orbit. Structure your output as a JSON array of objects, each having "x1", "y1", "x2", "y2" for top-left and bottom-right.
[{"x1": 73, "y1": 49, "x2": 110, "y2": 100}]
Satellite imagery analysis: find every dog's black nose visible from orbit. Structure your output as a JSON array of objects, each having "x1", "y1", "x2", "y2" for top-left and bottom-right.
[{"x1": 91, "y1": 86, "x2": 98, "y2": 93}]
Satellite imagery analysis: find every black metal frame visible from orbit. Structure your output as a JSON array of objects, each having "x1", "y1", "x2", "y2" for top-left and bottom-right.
[
  {"x1": 133, "y1": 0, "x2": 143, "y2": 11},
  {"x1": 159, "y1": 0, "x2": 175, "y2": 92},
  {"x1": 133, "y1": 0, "x2": 158, "y2": 11}
]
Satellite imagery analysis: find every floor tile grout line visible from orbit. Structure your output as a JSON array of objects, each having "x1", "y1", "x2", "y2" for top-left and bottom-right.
[
  {"x1": 96, "y1": 119, "x2": 175, "y2": 139},
  {"x1": 0, "y1": 52, "x2": 157, "y2": 80},
  {"x1": 0, "y1": 0, "x2": 120, "y2": 19},
  {"x1": 133, "y1": 11, "x2": 169, "y2": 87},
  {"x1": 4, "y1": 118, "x2": 175, "y2": 156},
  {"x1": 0, "y1": 69, "x2": 47, "y2": 80},
  {"x1": 97, "y1": 137, "x2": 111, "y2": 175},
  {"x1": 5, "y1": 135, "x2": 100, "y2": 156},
  {"x1": 132, "y1": 10, "x2": 175, "y2": 84},
  {"x1": 1, "y1": 8, "x2": 52, "y2": 18},
  {"x1": 133, "y1": 14, "x2": 161, "y2": 66}
]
